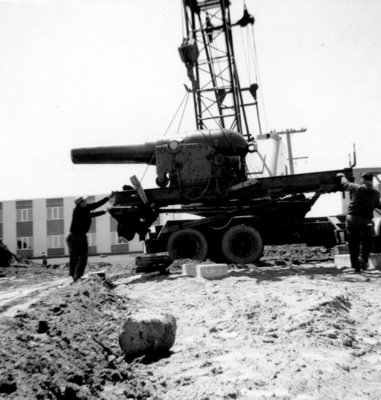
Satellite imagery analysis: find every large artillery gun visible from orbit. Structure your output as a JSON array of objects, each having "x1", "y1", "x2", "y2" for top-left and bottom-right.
[{"x1": 72, "y1": 129, "x2": 353, "y2": 263}]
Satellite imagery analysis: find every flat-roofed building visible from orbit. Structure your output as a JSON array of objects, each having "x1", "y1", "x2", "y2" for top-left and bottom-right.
[{"x1": 0, "y1": 194, "x2": 144, "y2": 258}]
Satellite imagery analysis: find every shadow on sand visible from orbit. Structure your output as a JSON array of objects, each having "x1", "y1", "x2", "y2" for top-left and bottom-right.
[
  {"x1": 229, "y1": 263, "x2": 381, "y2": 283},
  {"x1": 119, "y1": 262, "x2": 381, "y2": 286}
]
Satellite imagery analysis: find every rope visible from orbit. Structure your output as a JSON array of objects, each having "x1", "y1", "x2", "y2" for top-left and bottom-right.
[
  {"x1": 215, "y1": 177, "x2": 229, "y2": 199},
  {"x1": 181, "y1": 0, "x2": 185, "y2": 39},
  {"x1": 240, "y1": 27, "x2": 253, "y2": 83},
  {"x1": 177, "y1": 168, "x2": 212, "y2": 202},
  {"x1": 176, "y1": 92, "x2": 190, "y2": 134},
  {"x1": 250, "y1": 23, "x2": 267, "y2": 134},
  {"x1": 163, "y1": 91, "x2": 191, "y2": 138},
  {"x1": 140, "y1": 91, "x2": 190, "y2": 183}
]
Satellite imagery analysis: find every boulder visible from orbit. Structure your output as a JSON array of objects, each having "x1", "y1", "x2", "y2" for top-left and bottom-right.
[{"x1": 119, "y1": 312, "x2": 176, "y2": 360}]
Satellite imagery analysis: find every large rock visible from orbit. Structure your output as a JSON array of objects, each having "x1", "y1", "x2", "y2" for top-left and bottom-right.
[{"x1": 119, "y1": 312, "x2": 176, "y2": 360}]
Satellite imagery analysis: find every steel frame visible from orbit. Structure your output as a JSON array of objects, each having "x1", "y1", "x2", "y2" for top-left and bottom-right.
[{"x1": 182, "y1": 0, "x2": 258, "y2": 143}]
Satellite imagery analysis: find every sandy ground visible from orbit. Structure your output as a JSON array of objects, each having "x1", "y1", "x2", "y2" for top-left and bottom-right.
[{"x1": 1, "y1": 252, "x2": 381, "y2": 399}]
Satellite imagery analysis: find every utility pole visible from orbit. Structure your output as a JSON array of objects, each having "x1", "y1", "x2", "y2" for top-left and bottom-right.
[{"x1": 275, "y1": 128, "x2": 307, "y2": 175}]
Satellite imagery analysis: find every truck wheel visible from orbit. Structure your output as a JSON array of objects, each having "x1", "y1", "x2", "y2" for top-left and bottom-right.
[
  {"x1": 221, "y1": 224, "x2": 263, "y2": 264},
  {"x1": 167, "y1": 229, "x2": 208, "y2": 261}
]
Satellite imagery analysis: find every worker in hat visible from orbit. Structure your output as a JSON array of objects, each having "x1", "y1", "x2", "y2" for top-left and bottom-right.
[
  {"x1": 66, "y1": 193, "x2": 114, "y2": 282},
  {"x1": 337, "y1": 172, "x2": 381, "y2": 272}
]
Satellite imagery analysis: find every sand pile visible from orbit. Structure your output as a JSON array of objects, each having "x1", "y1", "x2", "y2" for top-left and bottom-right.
[{"x1": 0, "y1": 275, "x2": 157, "y2": 400}]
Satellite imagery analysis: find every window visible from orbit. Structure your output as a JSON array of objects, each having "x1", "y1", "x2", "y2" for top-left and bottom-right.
[
  {"x1": 47, "y1": 235, "x2": 64, "y2": 249},
  {"x1": 87, "y1": 233, "x2": 96, "y2": 246},
  {"x1": 111, "y1": 232, "x2": 127, "y2": 245},
  {"x1": 17, "y1": 237, "x2": 33, "y2": 250},
  {"x1": 47, "y1": 206, "x2": 63, "y2": 220},
  {"x1": 17, "y1": 208, "x2": 32, "y2": 222}
]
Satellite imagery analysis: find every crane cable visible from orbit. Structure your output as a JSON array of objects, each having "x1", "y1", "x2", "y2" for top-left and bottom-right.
[
  {"x1": 250, "y1": 23, "x2": 268, "y2": 133},
  {"x1": 181, "y1": 0, "x2": 186, "y2": 38},
  {"x1": 139, "y1": 91, "x2": 190, "y2": 183},
  {"x1": 234, "y1": 1, "x2": 272, "y2": 176},
  {"x1": 240, "y1": 0, "x2": 267, "y2": 131}
]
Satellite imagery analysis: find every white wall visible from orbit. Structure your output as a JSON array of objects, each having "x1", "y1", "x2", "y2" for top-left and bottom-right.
[
  {"x1": 128, "y1": 235, "x2": 144, "y2": 252},
  {"x1": 32, "y1": 198, "x2": 47, "y2": 256}
]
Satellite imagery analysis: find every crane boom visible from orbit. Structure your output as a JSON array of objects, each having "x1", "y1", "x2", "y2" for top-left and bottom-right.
[{"x1": 179, "y1": 0, "x2": 260, "y2": 144}]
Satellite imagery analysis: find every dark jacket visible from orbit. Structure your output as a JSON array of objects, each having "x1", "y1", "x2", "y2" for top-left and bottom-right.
[
  {"x1": 343, "y1": 181, "x2": 380, "y2": 220},
  {"x1": 70, "y1": 197, "x2": 109, "y2": 236}
]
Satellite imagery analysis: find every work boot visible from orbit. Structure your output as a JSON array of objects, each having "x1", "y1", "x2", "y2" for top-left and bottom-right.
[
  {"x1": 358, "y1": 257, "x2": 369, "y2": 271},
  {"x1": 351, "y1": 260, "x2": 361, "y2": 273}
]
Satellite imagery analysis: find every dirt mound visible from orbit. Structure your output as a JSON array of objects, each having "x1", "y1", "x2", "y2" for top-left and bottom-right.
[
  {"x1": 2, "y1": 251, "x2": 381, "y2": 399},
  {"x1": 110, "y1": 263, "x2": 381, "y2": 400},
  {"x1": 0, "y1": 275, "x2": 157, "y2": 400},
  {"x1": 262, "y1": 244, "x2": 334, "y2": 264},
  {"x1": 0, "y1": 240, "x2": 34, "y2": 270}
]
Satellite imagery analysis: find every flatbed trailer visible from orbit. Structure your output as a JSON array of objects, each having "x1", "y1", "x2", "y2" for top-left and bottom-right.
[{"x1": 108, "y1": 168, "x2": 353, "y2": 264}]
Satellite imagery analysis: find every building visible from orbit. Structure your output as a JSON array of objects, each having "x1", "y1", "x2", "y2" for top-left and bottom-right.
[{"x1": 0, "y1": 195, "x2": 144, "y2": 259}]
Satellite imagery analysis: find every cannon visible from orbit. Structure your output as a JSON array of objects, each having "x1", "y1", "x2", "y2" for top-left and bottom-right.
[{"x1": 72, "y1": 128, "x2": 253, "y2": 190}]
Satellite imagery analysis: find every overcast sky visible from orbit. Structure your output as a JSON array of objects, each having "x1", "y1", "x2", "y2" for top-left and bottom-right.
[{"x1": 1, "y1": 0, "x2": 381, "y2": 216}]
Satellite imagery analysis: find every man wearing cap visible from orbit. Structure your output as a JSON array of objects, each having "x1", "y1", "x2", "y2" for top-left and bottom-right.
[
  {"x1": 66, "y1": 193, "x2": 114, "y2": 282},
  {"x1": 337, "y1": 172, "x2": 381, "y2": 272}
]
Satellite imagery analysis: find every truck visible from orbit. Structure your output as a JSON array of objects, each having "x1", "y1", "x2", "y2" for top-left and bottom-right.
[{"x1": 71, "y1": 0, "x2": 354, "y2": 266}]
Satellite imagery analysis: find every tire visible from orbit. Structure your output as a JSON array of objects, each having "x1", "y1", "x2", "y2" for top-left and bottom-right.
[
  {"x1": 221, "y1": 224, "x2": 263, "y2": 264},
  {"x1": 167, "y1": 228, "x2": 208, "y2": 261}
]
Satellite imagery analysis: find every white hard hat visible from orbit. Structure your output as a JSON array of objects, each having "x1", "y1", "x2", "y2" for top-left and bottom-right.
[{"x1": 74, "y1": 196, "x2": 88, "y2": 205}]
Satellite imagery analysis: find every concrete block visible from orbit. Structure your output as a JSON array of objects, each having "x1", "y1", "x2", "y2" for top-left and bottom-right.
[
  {"x1": 334, "y1": 254, "x2": 351, "y2": 269},
  {"x1": 334, "y1": 245, "x2": 349, "y2": 255},
  {"x1": 182, "y1": 263, "x2": 198, "y2": 277},
  {"x1": 196, "y1": 263, "x2": 228, "y2": 279},
  {"x1": 334, "y1": 253, "x2": 381, "y2": 269}
]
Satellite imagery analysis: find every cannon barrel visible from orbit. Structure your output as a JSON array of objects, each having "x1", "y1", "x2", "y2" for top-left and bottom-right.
[
  {"x1": 71, "y1": 129, "x2": 250, "y2": 165},
  {"x1": 71, "y1": 143, "x2": 156, "y2": 164}
]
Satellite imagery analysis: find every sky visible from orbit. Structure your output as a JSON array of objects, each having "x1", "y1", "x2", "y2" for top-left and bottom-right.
[{"x1": 1, "y1": 0, "x2": 381, "y2": 215}]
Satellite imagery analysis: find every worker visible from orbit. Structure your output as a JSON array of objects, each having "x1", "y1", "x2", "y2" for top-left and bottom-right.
[
  {"x1": 337, "y1": 172, "x2": 381, "y2": 272},
  {"x1": 41, "y1": 251, "x2": 48, "y2": 267},
  {"x1": 0, "y1": 239, "x2": 12, "y2": 268},
  {"x1": 66, "y1": 193, "x2": 114, "y2": 282}
]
